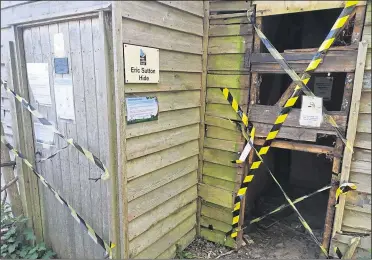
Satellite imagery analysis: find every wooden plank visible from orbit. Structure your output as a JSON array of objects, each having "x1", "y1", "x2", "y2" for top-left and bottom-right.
[
  {"x1": 209, "y1": 24, "x2": 252, "y2": 36},
  {"x1": 349, "y1": 172, "x2": 371, "y2": 194},
  {"x1": 206, "y1": 104, "x2": 248, "y2": 120},
  {"x1": 197, "y1": 1, "x2": 209, "y2": 237},
  {"x1": 208, "y1": 35, "x2": 252, "y2": 54},
  {"x1": 350, "y1": 160, "x2": 371, "y2": 174},
  {"x1": 362, "y1": 71, "x2": 371, "y2": 89},
  {"x1": 198, "y1": 183, "x2": 233, "y2": 208},
  {"x1": 126, "y1": 108, "x2": 200, "y2": 138},
  {"x1": 125, "y1": 72, "x2": 201, "y2": 93},
  {"x1": 357, "y1": 114, "x2": 371, "y2": 133},
  {"x1": 352, "y1": 148, "x2": 371, "y2": 162},
  {"x1": 128, "y1": 171, "x2": 197, "y2": 221},
  {"x1": 354, "y1": 132, "x2": 371, "y2": 149},
  {"x1": 135, "y1": 215, "x2": 196, "y2": 258},
  {"x1": 207, "y1": 74, "x2": 250, "y2": 89},
  {"x1": 157, "y1": 1, "x2": 204, "y2": 17},
  {"x1": 128, "y1": 186, "x2": 197, "y2": 240},
  {"x1": 127, "y1": 140, "x2": 199, "y2": 180},
  {"x1": 366, "y1": 49, "x2": 371, "y2": 70},
  {"x1": 359, "y1": 91, "x2": 371, "y2": 113},
  {"x1": 121, "y1": 1, "x2": 203, "y2": 36},
  {"x1": 362, "y1": 25, "x2": 371, "y2": 48},
  {"x1": 200, "y1": 228, "x2": 235, "y2": 248},
  {"x1": 126, "y1": 91, "x2": 200, "y2": 112},
  {"x1": 209, "y1": 1, "x2": 249, "y2": 12},
  {"x1": 253, "y1": 123, "x2": 318, "y2": 142},
  {"x1": 204, "y1": 137, "x2": 244, "y2": 153},
  {"x1": 156, "y1": 228, "x2": 196, "y2": 259},
  {"x1": 333, "y1": 234, "x2": 371, "y2": 251},
  {"x1": 206, "y1": 126, "x2": 242, "y2": 142},
  {"x1": 126, "y1": 124, "x2": 199, "y2": 160},
  {"x1": 1, "y1": 1, "x2": 110, "y2": 28},
  {"x1": 200, "y1": 216, "x2": 231, "y2": 233},
  {"x1": 127, "y1": 156, "x2": 198, "y2": 201},
  {"x1": 203, "y1": 175, "x2": 236, "y2": 191},
  {"x1": 203, "y1": 162, "x2": 237, "y2": 183},
  {"x1": 1, "y1": 1, "x2": 30, "y2": 9},
  {"x1": 342, "y1": 208, "x2": 371, "y2": 231},
  {"x1": 251, "y1": 51, "x2": 357, "y2": 73},
  {"x1": 250, "y1": 105, "x2": 347, "y2": 131},
  {"x1": 253, "y1": 1, "x2": 365, "y2": 17},
  {"x1": 208, "y1": 54, "x2": 247, "y2": 71},
  {"x1": 122, "y1": 18, "x2": 202, "y2": 54},
  {"x1": 209, "y1": 16, "x2": 249, "y2": 25},
  {"x1": 201, "y1": 201, "x2": 232, "y2": 224},
  {"x1": 203, "y1": 147, "x2": 237, "y2": 167},
  {"x1": 205, "y1": 115, "x2": 239, "y2": 131},
  {"x1": 158, "y1": 50, "x2": 202, "y2": 72},
  {"x1": 206, "y1": 88, "x2": 249, "y2": 105},
  {"x1": 129, "y1": 202, "x2": 197, "y2": 257}
]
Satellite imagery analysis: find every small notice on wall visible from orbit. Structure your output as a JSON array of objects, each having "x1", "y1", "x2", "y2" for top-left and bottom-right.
[
  {"x1": 34, "y1": 123, "x2": 55, "y2": 146},
  {"x1": 126, "y1": 97, "x2": 158, "y2": 124},
  {"x1": 53, "y1": 33, "x2": 65, "y2": 58},
  {"x1": 124, "y1": 44, "x2": 159, "y2": 83},
  {"x1": 300, "y1": 96, "x2": 323, "y2": 127},
  {"x1": 54, "y1": 77, "x2": 75, "y2": 122},
  {"x1": 314, "y1": 77, "x2": 333, "y2": 101},
  {"x1": 26, "y1": 63, "x2": 52, "y2": 106}
]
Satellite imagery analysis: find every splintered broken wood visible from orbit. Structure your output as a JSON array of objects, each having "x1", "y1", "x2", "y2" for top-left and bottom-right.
[{"x1": 250, "y1": 50, "x2": 358, "y2": 73}]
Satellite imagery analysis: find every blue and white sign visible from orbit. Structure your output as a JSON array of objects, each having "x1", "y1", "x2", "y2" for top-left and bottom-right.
[{"x1": 126, "y1": 97, "x2": 159, "y2": 124}]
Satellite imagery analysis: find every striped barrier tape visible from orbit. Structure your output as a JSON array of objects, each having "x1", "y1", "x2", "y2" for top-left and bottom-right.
[
  {"x1": 1, "y1": 79, "x2": 109, "y2": 181},
  {"x1": 226, "y1": 182, "x2": 356, "y2": 235},
  {"x1": 335, "y1": 182, "x2": 357, "y2": 206},
  {"x1": 247, "y1": 10, "x2": 353, "y2": 152},
  {"x1": 334, "y1": 247, "x2": 343, "y2": 259},
  {"x1": 0, "y1": 133, "x2": 115, "y2": 258},
  {"x1": 220, "y1": 88, "x2": 255, "y2": 163},
  {"x1": 224, "y1": 2, "x2": 358, "y2": 256}
]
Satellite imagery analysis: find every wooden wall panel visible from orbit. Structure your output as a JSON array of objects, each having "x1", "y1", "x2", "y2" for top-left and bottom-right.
[
  {"x1": 19, "y1": 17, "x2": 111, "y2": 259},
  {"x1": 122, "y1": 2, "x2": 203, "y2": 257}
]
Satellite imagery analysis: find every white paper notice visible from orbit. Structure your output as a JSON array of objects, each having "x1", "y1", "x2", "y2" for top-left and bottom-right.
[
  {"x1": 54, "y1": 77, "x2": 75, "y2": 122},
  {"x1": 34, "y1": 123, "x2": 54, "y2": 145},
  {"x1": 126, "y1": 97, "x2": 159, "y2": 124},
  {"x1": 314, "y1": 77, "x2": 333, "y2": 101},
  {"x1": 54, "y1": 33, "x2": 65, "y2": 58},
  {"x1": 300, "y1": 96, "x2": 323, "y2": 127},
  {"x1": 26, "y1": 63, "x2": 51, "y2": 106}
]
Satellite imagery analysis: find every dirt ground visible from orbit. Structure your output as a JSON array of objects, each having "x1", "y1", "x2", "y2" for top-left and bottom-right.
[
  {"x1": 184, "y1": 218, "x2": 323, "y2": 259},
  {"x1": 183, "y1": 189, "x2": 328, "y2": 259}
]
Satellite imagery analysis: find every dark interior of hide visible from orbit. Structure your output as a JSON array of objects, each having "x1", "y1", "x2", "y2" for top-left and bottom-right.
[{"x1": 247, "y1": 148, "x2": 333, "y2": 231}]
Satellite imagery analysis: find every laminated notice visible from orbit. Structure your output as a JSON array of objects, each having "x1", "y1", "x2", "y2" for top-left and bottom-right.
[
  {"x1": 300, "y1": 96, "x2": 323, "y2": 127},
  {"x1": 126, "y1": 97, "x2": 158, "y2": 124}
]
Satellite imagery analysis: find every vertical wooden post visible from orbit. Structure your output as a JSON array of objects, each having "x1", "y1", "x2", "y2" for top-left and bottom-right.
[
  {"x1": 111, "y1": 2, "x2": 129, "y2": 258},
  {"x1": 1, "y1": 124, "x2": 23, "y2": 217},
  {"x1": 7, "y1": 30, "x2": 44, "y2": 242},
  {"x1": 332, "y1": 41, "x2": 368, "y2": 237},
  {"x1": 197, "y1": 0, "x2": 209, "y2": 237},
  {"x1": 99, "y1": 10, "x2": 120, "y2": 259}
]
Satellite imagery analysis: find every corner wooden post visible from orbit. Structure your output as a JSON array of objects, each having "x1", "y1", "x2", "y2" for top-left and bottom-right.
[
  {"x1": 332, "y1": 41, "x2": 368, "y2": 236},
  {"x1": 8, "y1": 28, "x2": 44, "y2": 242},
  {"x1": 99, "y1": 10, "x2": 120, "y2": 259},
  {"x1": 197, "y1": 0, "x2": 209, "y2": 237},
  {"x1": 111, "y1": 2, "x2": 129, "y2": 258}
]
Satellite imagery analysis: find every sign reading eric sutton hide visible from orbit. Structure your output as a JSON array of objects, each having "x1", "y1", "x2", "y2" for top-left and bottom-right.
[{"x1": 124, "y1": 44, "x2": 159, "y2": 83}]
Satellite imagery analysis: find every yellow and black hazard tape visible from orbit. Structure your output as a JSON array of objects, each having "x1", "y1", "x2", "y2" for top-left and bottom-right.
[
  {"x1": 1, "y1": 79, "x2": 109, "y2": 181},
  {"x1": 224, "y1": 2, "x2": 358, "y2": 256},
  {"x1": 220, "y1": 88, "x2": 256, "y2": 164},
  {"x1": 248, "y1": 10, "x2": 353, "y2": 152},
  {"x1": 335, "y1": 182, "x2": 357, "y2": 206},
  {"x1": 334, "y1": 247, "x2": 343, "y2": 259},
  {"x1": 225, "y1": 182, "x2": 356, "y2": 236},
  {"x1": 0, "y1": 133, "x2": 115, "y2": 258}
]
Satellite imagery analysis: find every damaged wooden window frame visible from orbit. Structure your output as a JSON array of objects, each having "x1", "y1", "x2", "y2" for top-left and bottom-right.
[{"x1": 247, "y1": 4, "x2": 368, "y2": 253}]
